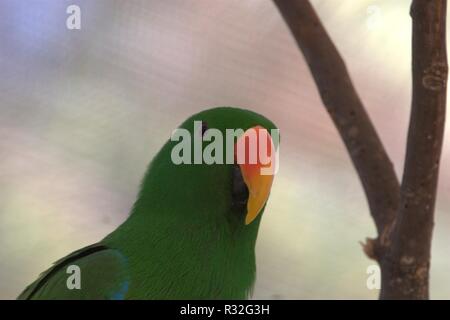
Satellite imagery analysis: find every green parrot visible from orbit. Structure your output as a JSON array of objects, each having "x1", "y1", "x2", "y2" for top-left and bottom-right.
[{"x1": 18, "y1": 107, "x2": 278, "y2": 300}]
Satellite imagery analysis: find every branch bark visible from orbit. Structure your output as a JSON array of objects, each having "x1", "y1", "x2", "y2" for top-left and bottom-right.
[
  {"x1": 273, "y1": 0, "x2": 448, "y2": 299},
  {"x1": 380, "y1": 0, "x2": 448, "y2": 299}
]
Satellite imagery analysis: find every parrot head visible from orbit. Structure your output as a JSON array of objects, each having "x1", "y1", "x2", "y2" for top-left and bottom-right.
[
  {"x1": 135, "y1": 106, "x2": 278, "y2": 235},
  {"x1": 113, "y1": 107, "x2": 278, "y2": 298}
]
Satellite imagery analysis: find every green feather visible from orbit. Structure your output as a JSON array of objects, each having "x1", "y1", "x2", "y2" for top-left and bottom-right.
[
  {"x1": 19, "y1": 107, "x2": 278, "y2": 299},
  {"x1": 17, "y1": 244, "x2": 128, "y2": 299}
]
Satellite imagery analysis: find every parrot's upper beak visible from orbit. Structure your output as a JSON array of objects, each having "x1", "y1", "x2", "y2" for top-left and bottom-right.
[{"x1": 235, "y1": 126, "x2": 276, "y2": 225}]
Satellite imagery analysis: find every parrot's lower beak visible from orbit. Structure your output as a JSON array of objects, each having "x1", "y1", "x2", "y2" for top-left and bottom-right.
[{"x1": 235, "y1": 126, "x2": 276, "y2": 225}]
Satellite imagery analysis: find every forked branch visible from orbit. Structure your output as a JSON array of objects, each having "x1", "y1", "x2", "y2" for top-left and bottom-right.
[{"x1": 273, "y1": 0, "x2": 448, "y2": 299}]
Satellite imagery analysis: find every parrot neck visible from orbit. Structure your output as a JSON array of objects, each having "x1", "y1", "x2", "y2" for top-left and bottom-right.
[{"x1": 101, "y1": 199, "x2": 260, "y2": 299}]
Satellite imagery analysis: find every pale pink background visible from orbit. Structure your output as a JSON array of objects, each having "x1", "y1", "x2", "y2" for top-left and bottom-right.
[{"x1": 1, "y1": 0, "x2": 450, "y2": 299}]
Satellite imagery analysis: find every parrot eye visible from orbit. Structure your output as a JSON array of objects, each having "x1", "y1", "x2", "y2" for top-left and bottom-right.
[{"x1": 201, "y1": 121, "x2": 208, "y2": 136}]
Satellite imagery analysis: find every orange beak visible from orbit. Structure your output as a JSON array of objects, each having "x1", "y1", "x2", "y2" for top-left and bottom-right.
[{"x1": 235, "y1": 126, "x2": 276, "y2": 225}]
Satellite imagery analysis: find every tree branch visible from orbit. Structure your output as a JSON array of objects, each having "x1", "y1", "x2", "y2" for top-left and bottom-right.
[
  {"x1": 380, "y1": 0, "x2": 448, "y2": 299},
  {"x1": 273, "y1": 0, "x2": 448, "y2": 299},
  {"x1": 272, "y1": 0, "x2": 400, "y2": 238}
]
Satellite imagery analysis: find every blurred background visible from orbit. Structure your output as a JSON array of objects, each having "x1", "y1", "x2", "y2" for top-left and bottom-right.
[{"x1": 1, "y1": 0, "x2": 450, "y2": 299}]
